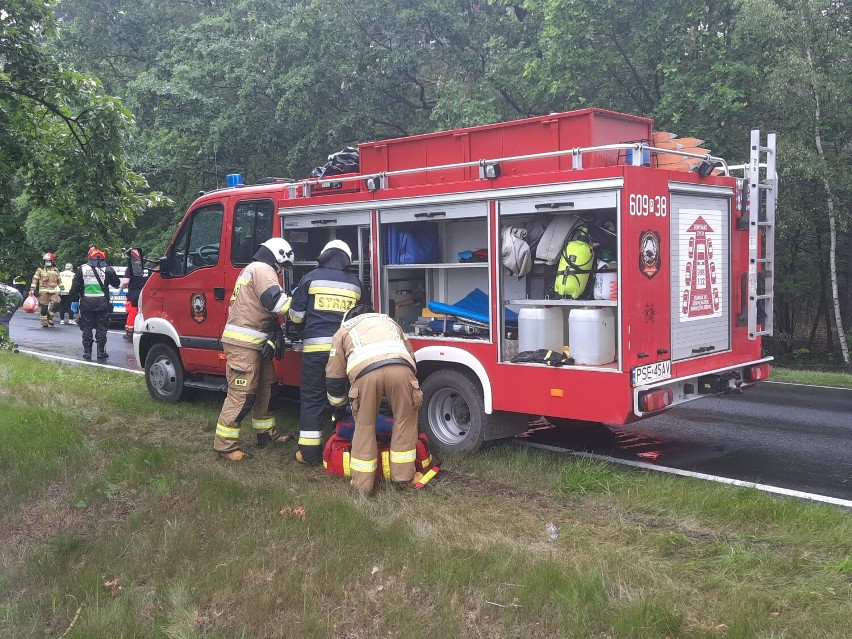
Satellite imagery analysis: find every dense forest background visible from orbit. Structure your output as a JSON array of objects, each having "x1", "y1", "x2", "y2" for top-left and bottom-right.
[{"x1": 2, "y1": 0, "x2": 850, "y2": 366}]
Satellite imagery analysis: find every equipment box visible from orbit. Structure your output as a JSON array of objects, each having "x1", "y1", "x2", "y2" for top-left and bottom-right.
[{"x1": 359, "y1": 108, "x2": 652, "y2": 188}]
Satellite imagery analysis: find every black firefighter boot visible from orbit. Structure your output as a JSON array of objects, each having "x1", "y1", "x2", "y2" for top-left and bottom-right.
[
  {"x1": 83, "y1": 343, "x2": 92, "y2": 360},
  {"x1": 96, "y1": 342, "x2": 108, "y2": 360}
]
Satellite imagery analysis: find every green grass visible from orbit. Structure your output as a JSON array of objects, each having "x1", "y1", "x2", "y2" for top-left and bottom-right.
[
  {"x1": 770, "y1": 366, "x2": 852, "y2": 388},
  {"x1": 1, "y1": 351, "x2": 851, "y2": 638}
]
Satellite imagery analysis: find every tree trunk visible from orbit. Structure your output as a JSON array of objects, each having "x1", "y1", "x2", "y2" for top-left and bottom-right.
[
  {"x1": 808, "y1": 275, "x2": 825, "y2": 350},
  {"x1": 845, "y1": 231, "x2": 852, "y2": 322},
  {"x1": 803, "y1": 36, "x2": 850, "y2": 368}
]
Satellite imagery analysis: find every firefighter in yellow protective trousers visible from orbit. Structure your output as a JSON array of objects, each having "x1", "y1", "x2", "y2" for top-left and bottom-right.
[
  {"x1": 325, "y1": 305, "x2": 423, "y2": 494},
  {"x1": 30, "y1": 252, "x2": 64, "y2": 327},
  {"x1": 214, "y1": 238, "x2": 295, "y2": 461}
]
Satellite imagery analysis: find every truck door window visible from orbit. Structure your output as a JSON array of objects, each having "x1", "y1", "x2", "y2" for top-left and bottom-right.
[
  {"x1": 232, "y1": 199, "x2": 275, "y2": 266},
  {"x1": 168, "y1": 204, "x2": 224, "y2": 276}
]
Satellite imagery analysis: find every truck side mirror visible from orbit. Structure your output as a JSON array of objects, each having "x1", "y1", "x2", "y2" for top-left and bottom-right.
[{"x1": 158, "y1": 256, "x2": 171, "y2": 279}]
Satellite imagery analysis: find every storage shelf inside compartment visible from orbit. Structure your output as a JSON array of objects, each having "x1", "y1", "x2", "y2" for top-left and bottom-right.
[
  {"x1": 507, "y1": 298, "x2": 617, "y2": 307},
  {"x1": 501, "y1": 356, "x2": 619, "y2": 371},
  {"x1": 386, "y1": 263, "x2": 487, "y2": 269},
  {"x1": 382, "y1": 216, "x2": 490, "y2": 339}
]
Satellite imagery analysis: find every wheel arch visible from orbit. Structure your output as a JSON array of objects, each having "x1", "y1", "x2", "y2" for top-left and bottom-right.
[
  {"x1": 414, "y1": 346, "x2": 492, "y2": 414},
  {"x1": 136, "y1": 317, "x2": 182, "y2": 371}
]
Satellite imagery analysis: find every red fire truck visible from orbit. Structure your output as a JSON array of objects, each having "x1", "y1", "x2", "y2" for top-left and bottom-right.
[{"x1": 134, "y1": 108, "x2": 776, "y2": 452}]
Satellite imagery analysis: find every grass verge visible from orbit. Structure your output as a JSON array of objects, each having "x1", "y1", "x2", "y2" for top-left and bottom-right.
[
  {"x1": 770, "y1": 366, "x2": 852, "y2": 388},
  {"x1": 1, "y1": 351, "x2": 850, "y2": 638}
]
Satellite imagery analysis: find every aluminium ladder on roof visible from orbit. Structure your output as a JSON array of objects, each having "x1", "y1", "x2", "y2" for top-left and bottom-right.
[{"x1": 746, "y1": 129, "x2": 777, "y2": 339}]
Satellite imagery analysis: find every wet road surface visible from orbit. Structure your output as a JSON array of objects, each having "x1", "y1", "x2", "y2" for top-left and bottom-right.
[{"x1": 9, "y1": 307, "x2": 141, "y2": 372}]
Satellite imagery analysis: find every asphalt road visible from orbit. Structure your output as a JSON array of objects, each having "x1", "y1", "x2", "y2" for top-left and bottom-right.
[
  {"x1": 8, "y1": 308, "x2": 852, "y2": 503},
  {"x1": 521, "y1": 381, "x2": 852, "y2": 503},
  {"x1": 9, "y1": 306, "x2": 141, "y2": 371}
]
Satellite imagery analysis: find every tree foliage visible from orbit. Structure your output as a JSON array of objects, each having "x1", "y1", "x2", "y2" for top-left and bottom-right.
[
  {"x1": 0, "y1": 0, "x2": 167, "y2": 279},
  {"x1": 5, "y1": 0, "x2": 851, "y2": 358}
]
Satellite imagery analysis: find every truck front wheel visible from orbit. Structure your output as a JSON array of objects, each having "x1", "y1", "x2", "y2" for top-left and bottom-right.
[
  {"x1": 419, "y1": 369, "x2": 485, "y2": 453},
  {"x1": 145, "y1": 343, "x2": 185, "y2": 403}
]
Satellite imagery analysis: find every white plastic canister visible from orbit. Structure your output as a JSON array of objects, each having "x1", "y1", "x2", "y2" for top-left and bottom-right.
[
  {"x1": 518, "y1": 306, "x2": 564, "y2": 353},
  {"x1": 569, "y1": 307, "x2": 615, "y2": 365}
]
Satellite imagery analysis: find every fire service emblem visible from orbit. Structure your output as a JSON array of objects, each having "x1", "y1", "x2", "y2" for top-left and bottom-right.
[
  {"x1": 190, "y1": 292, "x2": 207, "y2": 323},
  {"x1": 679, "y1": 213, "x2": 722, "y2": 320},
  {"x1": 639, "y1": 230, "x2": 661, "y2": 279}
]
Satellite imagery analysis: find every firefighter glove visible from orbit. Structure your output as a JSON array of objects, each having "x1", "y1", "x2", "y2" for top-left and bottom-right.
[
  {"x1": 274, "y1": 330, "x2": 287, "y2": 360},
  {"x1": 261, "y1": 336, "x2": 276, "y2": 361}
]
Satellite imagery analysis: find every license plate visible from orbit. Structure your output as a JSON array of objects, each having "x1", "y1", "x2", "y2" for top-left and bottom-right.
[{"x1": 631, "y1": 360, "x2": 672, "y2": 386}]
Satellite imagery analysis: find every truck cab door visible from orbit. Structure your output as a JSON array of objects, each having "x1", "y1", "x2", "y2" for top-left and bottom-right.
[{"x1": 160, "y1": 202, "x2": 226, "y2": 372}]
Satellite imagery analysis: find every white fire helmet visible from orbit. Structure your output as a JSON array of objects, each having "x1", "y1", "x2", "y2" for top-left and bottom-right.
[
  {"x1": 260, "y1": 238, "x2": 294, "y2": 268},
  {"x1": 320, "y1": 239, "x2": 352, "y2": 262}
]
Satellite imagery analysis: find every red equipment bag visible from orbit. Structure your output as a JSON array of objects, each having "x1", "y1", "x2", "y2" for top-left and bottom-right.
[
  {"x1": 323, "y1": 427, "x2": 438, "y2": 482},
  {"x1": 22, "y1": 292, "x2": 39, "y2": 313}
]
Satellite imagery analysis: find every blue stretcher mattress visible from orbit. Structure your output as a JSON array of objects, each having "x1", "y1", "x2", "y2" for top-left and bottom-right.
[{"x1": 428, "y1": 288, "x2": 518, "y2": 326}]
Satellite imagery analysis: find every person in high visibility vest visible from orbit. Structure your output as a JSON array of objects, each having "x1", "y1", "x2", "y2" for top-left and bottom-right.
[
  {"x1": 57, "y1": 263, "x2": 76, "y2": 325},
  {"x1": 69, "y1": 247, "x2": 120, "y2": 360},
  {"x1": 289, "y1": 240, "x2": 363, "y2": 466},
  {"x1": 30, "y1": 252, "x2": 64, "y2": 327},
  {"x1": 12, "y1": 274, "x2": 27, "y2": 297},
  {"x1": 214, "y1": 238, "x2": 295, "y2": 461},
  {"x1": 325, "y1": 305, "x2": 423, "y2": 494}
]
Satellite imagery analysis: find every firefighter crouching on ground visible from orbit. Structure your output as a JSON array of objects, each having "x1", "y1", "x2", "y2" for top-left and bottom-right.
[
  {"x1": 214, "y1": 238, "x2": 295, "y2": 462},
  {"x1": 289, "y1": 240, "x2": 363, "y2": 466},
  {"x1": 326, "y1": 305, "x2": 423, "y2": 494},
  {"x1": 70, "y1": 247, "x2": 120, "y2": 360},
  {"x1": 30, "y1": 252, "x2": 64, "y2": 327}
]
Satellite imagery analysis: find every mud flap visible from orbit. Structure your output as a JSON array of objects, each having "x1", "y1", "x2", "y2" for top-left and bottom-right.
[{"x1": 483, "y1": 410, "x2": 529, "y2": 441}]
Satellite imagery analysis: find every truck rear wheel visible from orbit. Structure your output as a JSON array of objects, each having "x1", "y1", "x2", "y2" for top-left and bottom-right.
[
  {"x1": 145, "y1": 343, "x2": 185, "y2": 403},
  {"x1": 420, "y1": 369, "x2": 485, "y2": 453}
]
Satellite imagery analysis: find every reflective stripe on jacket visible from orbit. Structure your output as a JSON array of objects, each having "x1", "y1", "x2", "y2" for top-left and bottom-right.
[
  {"x1": 288, "y1": 266, "x2": 363, "y2": 346},
  {"x1": 325, "y1": 313, "x2": 416, "y2": 405},
  {"x1": 31, "y1": 267, "x2": 63, "y2": 294},
  {"x1": 220, "y1": 261, "x2": 290, "y2": 351}
]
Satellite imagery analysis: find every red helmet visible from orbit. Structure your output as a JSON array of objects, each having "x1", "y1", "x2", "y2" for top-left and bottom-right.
[
  {"x1": 88, "y1": 247, "x2": 106, "y2": 260},
  {"x1": 43, "y1": 252, "x2": 56, "y2": 262}
]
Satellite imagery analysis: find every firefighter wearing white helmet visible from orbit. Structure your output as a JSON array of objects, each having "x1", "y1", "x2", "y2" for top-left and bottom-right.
[
  {"x1": 214, "y1": 237, "x2": 295, "y2": 461},
  {"x1": 289, "y1": 239, "x2": 363, "y2": 465},
  {"x1": 30, "y1": 252, "x2": 64, "y2": 327}
]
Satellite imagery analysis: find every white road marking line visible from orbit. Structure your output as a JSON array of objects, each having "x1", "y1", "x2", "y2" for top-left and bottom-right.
[
  {"x1": 17, "y1": 349, "x2": 143, "y2": 375},
  {"x1": 515, "y1": 440, "x2": 852, "y2": 509},
  {"x1": 765, "y1": 380, "x2": 852, "y2": 391}
]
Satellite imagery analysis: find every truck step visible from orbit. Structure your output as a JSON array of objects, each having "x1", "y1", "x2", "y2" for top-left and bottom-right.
[{"x1": 185, "y1": 378, "x2": 227, "y2": 393}]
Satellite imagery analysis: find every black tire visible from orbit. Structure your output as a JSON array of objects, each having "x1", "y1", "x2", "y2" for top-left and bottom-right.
[
  {"x1": 144, "y1": 342, "x2": 185, "y2": 403},
  {"x1": 419, "y1": 369, "x2": 485, "y2": 453}
]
